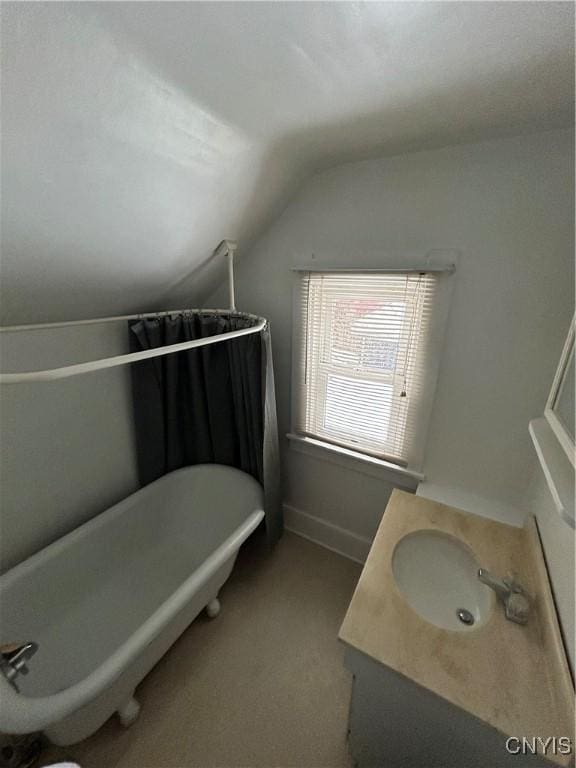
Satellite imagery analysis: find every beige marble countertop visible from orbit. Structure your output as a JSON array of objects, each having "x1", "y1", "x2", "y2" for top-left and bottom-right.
[{"x1": 339, "y1": 490, "x2": 575, "y2": 767}]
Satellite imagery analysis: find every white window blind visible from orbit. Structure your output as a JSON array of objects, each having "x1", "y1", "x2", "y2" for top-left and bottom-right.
[{"x1": 293, "y1": 271, "x2": 443, "y2": 469}]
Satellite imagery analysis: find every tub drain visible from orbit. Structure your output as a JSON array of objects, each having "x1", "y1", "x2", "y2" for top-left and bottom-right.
[{"x1": 456, "y1": 608, "x2": 475, "y2": 626}]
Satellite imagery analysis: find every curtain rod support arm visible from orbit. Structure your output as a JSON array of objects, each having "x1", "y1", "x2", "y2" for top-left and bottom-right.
[{"x1": 214, "y1": 240, "x2": 237, "y2": 311}]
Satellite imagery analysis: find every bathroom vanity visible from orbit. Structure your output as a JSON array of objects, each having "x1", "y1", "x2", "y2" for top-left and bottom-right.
[{"x1": 339, "y1": 491, "x2": 575, "y2": 768}]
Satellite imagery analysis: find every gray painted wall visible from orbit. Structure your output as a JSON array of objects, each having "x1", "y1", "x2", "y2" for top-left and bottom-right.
[{"x1": 0, "y1": 322, "x2": 139, "y2": 571}]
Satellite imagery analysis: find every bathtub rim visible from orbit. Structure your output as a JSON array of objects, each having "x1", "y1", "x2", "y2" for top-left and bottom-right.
[
  {"x1": 0, "y1": 467, "x2": 264, "y2": 734},
  {"x1": 0, "y1": 464, "x2": 262, "y2": 588}
]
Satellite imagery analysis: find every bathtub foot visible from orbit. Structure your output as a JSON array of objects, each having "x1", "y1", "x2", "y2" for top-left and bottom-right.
[
  {"x1": 117, "y1": 695, "x2": 141, "y2": 728},
  {"x1": 206, "y1": 597, "x2": 221, "y2": 618}
]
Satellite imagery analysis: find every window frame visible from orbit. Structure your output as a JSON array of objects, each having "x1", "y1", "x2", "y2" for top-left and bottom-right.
[{"x1": 290, "y1": 265, "x2": 455, "y2": 477}]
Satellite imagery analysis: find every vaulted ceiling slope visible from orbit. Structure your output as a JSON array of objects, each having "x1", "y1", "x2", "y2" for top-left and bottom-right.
[{"x1": 1, "y1": 1, "x2": 573, "y2": 325}]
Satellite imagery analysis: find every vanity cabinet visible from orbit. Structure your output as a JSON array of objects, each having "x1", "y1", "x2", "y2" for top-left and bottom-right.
[
  {"x1": 345, "y1": 648, "x2": 554, "y2": 768},
  {"x1": 339, "y1": 491, "x2": 574, "y2": 768}
]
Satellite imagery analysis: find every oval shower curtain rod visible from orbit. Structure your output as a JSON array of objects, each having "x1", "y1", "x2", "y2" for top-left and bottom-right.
[
  {"x1": 0, "y1": 317, "x2": 266, "y2": 385},
  {"x1": 0, "y1": 240, "x2": 248, "y2": 385}
]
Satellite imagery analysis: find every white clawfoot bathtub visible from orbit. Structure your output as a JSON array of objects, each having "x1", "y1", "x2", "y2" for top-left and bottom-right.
[{"x1": 0, "y1": 465, "x2": 264, "y2": 745}]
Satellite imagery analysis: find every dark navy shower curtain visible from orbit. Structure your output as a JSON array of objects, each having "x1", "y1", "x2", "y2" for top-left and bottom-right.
[{"x1": 128, "y1": 311, "x2": 282, "y2": 545}]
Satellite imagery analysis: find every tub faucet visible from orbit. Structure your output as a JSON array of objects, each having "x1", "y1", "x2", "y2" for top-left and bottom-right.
[
  {"x1": 0, "y1": 642, "x2": 38, "y2": 692},
  {"x1": 477, "y1": 568, "x2": 531, "y2": 625}
]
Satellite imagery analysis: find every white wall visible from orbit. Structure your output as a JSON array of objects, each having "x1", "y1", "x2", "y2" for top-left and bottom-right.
[
  {"x1": 208, "y1": 129, "x2": 574, "y2": 543},
  {"x1": 0, "y1": 323, "x2": 139, "y2": 572},
  {"x1": 525, "y1": 468, "x2": 575, "y2": 674}
]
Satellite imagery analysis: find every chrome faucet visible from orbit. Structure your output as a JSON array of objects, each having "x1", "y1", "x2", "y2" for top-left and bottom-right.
[
  {"x1": 0, "y1": 642, "x2": 38, "y2": 692},
  {"x1": 477, "y1": 568, "x2": 531, "y2": 625}
]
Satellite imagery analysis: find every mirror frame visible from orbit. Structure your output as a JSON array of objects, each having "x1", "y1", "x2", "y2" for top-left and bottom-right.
[{"x1": 545, "y1": 315, "x2": 575, "y2": 468}]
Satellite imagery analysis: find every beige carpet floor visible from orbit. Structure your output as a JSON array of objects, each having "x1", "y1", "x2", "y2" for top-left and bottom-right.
[{"x1": 41, "y1": 531, "x2": 361, "y2": 768}]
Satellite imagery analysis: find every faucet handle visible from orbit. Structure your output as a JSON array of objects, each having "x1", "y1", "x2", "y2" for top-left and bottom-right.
[
  {"x1": 505, "y1": 590, "x2": 531, "y2": 624},
  {"x1": 478, "y1": 569, "x2": 531, "y2": 625},
  {"x1": 0, "y1": 642, "x2": 38, "y2": 692},
  {"x1": 1, "y1": 642, "x2": 38, "y2": 678},
  {"x1": 503, "y1": 573, "x2": 532, "y2": 624}
]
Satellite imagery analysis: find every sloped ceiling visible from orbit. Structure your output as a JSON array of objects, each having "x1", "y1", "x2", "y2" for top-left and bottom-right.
[{"x1": 1, "y1": 1, "x2": 573, "y2": 325}]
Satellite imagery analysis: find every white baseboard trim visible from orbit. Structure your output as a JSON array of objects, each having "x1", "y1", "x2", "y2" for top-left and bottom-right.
[{"x1": 283, "y1": 504, "x2": 372, "y2": 564}]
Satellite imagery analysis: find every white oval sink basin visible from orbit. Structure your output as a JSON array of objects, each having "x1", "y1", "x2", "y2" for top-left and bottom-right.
[{"x1": 391, "y1": 530, "x2": 492, "y2": 631}]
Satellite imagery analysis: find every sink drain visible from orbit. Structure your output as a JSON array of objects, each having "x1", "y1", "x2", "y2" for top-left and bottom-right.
[{"x1": 456, "y1": 608, "x2": 475, "y2": 626}]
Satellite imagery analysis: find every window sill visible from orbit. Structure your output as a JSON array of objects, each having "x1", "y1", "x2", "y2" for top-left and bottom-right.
[{"x1": 286, "y1": 433, "x2": 424, "y2": 486}]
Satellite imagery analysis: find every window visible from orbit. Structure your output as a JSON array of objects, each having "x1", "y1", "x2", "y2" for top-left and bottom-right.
[{"x1": 292, "y1": 270, "x2": 447, "y2": 471}]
